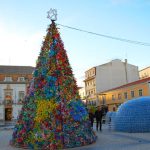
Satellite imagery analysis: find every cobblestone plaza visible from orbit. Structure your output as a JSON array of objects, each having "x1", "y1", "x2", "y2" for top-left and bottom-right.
[{"x1": 1, "y1": 124, "x2": 150, "y2": 150}]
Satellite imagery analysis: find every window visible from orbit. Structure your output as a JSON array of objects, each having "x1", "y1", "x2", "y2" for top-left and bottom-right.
[
  {"x1": 102, "y1": 97, "x2": 106, "y2": 104},
  {"x1": 5, "y1": 91, "x2": 12, "y2": 105},
  {"x1": 131, "y1": 91, "x2": 135, "y2": 98},
  {"x1": 118, "y1": 94, "x2": 122, "y2": 100},
  {"x1": 86, "y1": 91, "x2": 88, "y2": 96},
  {"x1": 4, "y1": 77, "x2": 12, "y2": 82},
  {"x1": 5, "y1": 91, "x2": 12, "y2": 100},
  {"x1": 94, "y1": 100, "x2": 96, "y2": 106},
  {"x1": 144, "y1": 73, "x2": 148, "y2": 77},
  {"x1": 90, "y1": 81, "x2": 92, "y2": 85},
  {"x1": 93, "y1": 89, "x2": 95, "y2": 94},
  {"x1": 18, "y1": 91, "x2": 25, "y2": 103},
  {"x1": 124, "y1": 92, "x2": 128, "y2": 99},
  {"x1": 85, "y1": 83, "x2": 88, "y2": 87},
  {"x1": 139, "y1": 89, "x2": 143, "y2": 97},
  {"x1": 18, "y1": 77, "x2": 25, "y2": 82},
  {"x1": 93, "y1": 80, "x2": 96, "y2": 86},
  {"x1": 112, "y1": 95, "x2": 115, "y2": 101}
]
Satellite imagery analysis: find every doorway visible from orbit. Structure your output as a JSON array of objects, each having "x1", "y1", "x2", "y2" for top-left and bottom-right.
[{"x1": 5, "y1": 108, "x2": 12, "y2": 121}]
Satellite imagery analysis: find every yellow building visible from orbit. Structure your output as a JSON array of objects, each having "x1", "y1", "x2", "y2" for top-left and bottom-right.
[
  {"x1": 84, "y1": 67, "x2": 96, "y2": 105},
  {"x1": 78, "y1": 87, "x2": 86, "y2": 104},
  {"x1": 139, "y1": 66, "x2": 150, "y2": 79},
  {"x1": 98, "y1": 77, "x2": 150, "y2": 111}
]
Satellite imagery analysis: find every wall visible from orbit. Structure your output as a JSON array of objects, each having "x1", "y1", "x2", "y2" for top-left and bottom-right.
[
  {"x1": 78, "y1": 87, "x2": 86, "y2": 99},
  {"x1": 12, "y1": 105, "x2": 22, "y2": 120},
  {"x1": 84, "y1": 67, "x2": 97, "y2": 101},
  {"x1": 0, "y1": 86, "x2": 2, "y2": 103},
  {"x1": 0, "y1": 84, "x2": 26, "y2": 103},
  {"x1": 96, "y1": 59, "x2": 139, "y2": 93},
  {"x1": 139, "y1": 67, "x2": 150, "y2": 79},
  {"x1": 148, "y1": 82, "x2": 150, "y2": 95},
  {"x1": 0, "y1": 83, "x2": 27, "y2": 121},
  {"x1": 100, "y1": 81, "x2": 150, "y2": 111},
  {"x1": 0, "y1": 105, "x2": 4, "y2": 120},
  {"x1": 126, "y1": 64, "x2": 139, "y2": 83}
]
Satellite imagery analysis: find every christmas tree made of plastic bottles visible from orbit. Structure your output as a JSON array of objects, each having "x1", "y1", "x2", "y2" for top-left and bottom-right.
[{"x1": 11, "y1": 14, "x2": 96, "y2": 150}]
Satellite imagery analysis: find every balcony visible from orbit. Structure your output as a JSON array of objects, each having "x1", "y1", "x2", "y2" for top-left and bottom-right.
[{"x1": 0, "y1": 99, "x2": 24, "y2": 105}]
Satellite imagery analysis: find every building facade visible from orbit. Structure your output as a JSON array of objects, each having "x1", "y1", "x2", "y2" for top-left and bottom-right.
[
  {"x1": 139, "y1": 66, "x2": 150, "y2": 79},
  {"x1": 98, "y1": 77, "x2": 150, "y2": 111},
  {"x1": 0, "y1": 66, "x2": 34, "y2": 121},
  {"x1": 84, "y1": 59, "x2": 139, "y2": 105},
  {"x1": 84, "y1": 67, "x2": 97, "y2": 105},
  {"x1": 78, "y1": 87, "x2": 86, "y2": 104}
]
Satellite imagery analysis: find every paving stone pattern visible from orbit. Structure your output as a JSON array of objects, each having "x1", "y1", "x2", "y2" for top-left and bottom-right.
[{"x1": 0, "y1": 124, "x2": 150, "y2": 150}]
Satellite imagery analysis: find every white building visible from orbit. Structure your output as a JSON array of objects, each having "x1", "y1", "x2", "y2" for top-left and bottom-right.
[
  {"x1": 0, "y1": 66, "x2": 34, "y2": 121},
  {"x1": 96, "y1": 59, "x2": 139, "y2": 93},
  {"x1": 84, "y1": 59, "x2": 139, "y2": 105}
]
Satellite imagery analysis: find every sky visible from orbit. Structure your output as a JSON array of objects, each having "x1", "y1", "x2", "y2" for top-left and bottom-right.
[{"x1": 0, "y1": 0, "x2": 150, "y2": 86}]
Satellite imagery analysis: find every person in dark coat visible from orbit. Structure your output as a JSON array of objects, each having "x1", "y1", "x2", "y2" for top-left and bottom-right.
[
  {"x1": 95, "y1": 106, "x2": 103, "y2": 131},
  {"x1": 89, "y1": 108, "x2": 95, "y2": 128}
]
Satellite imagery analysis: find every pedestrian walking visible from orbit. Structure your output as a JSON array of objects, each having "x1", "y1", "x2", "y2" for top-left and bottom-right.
[
  {"x1": 89, "y1": 108, "x2": 94, "y2": 128},
  {"x1": 95, "y1": 106, "x2": 103, "y2": 131}
]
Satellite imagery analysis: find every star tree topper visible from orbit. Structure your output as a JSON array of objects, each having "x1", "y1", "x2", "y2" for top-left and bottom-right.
[{"x1": 47, "y1": 8, "x2": 57, "y2": 21}]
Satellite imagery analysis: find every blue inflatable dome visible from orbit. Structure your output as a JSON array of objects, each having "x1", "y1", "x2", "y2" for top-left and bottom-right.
[{"x1": 114, "y1": 96, "x2": 150, "y2": 133}]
